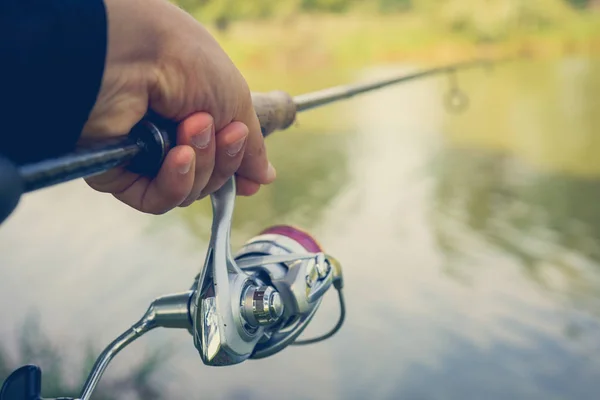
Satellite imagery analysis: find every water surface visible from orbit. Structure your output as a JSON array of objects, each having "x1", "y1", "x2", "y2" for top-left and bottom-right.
[{"x1": 1, "y1": 57, "x2": 600, "y2": 400}]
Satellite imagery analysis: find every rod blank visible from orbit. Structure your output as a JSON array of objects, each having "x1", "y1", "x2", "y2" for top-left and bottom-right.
[
  {"x1": 293, "y1": 59, "x2": 492, "y2": 111},
  {"x1": 16, "y1": 58, "x2": 503, "y2": 195}
]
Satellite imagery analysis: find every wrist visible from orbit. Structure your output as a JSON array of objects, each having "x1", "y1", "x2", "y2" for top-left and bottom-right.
[{"x1": 103, "y1": 0, "x2": 164, "y2": 65}]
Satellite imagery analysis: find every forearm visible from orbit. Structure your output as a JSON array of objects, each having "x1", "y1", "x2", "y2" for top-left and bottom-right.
[{"x1": 0, "y1": 0, "x2": 108, "y2": 165}]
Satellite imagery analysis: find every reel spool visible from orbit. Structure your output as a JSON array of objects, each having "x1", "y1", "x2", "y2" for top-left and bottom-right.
[
  {"x1": 1, "y1": 177, "x2": 344, "y2": 400},
  {"x1": 235, "y1": 225, "x2": 344, "y2": 360}
]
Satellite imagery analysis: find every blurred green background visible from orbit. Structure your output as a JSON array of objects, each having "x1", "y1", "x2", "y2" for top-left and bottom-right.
[
  {"x1": 171, "y1": 0, "x2": 600, "y2": 132},
  {"x1": 2, "y1": 1, "x2": 600, "y2": 400},
  {"x1": 173, "y1": 0, "x2": 600, "y2": 74}
]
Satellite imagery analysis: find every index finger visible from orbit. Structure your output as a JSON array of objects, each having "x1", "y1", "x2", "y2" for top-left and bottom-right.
[{"x1": 234, "y1": 93, "x2": 276, "y2": 186}]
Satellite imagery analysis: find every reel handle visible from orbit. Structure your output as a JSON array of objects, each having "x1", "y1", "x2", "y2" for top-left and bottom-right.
[{"x1": 252, "y1": 91, "x2": 297, "y2": 136}]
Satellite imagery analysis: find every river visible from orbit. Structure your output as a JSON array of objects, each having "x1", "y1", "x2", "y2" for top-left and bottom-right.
[{"x1": 1, "y1": 57, "x2": 600, "y2": 400}]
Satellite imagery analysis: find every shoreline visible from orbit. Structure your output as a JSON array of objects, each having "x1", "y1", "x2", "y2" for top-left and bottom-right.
[{"x1": 203, "y1": 13, "x2": 600, "y2": 74}]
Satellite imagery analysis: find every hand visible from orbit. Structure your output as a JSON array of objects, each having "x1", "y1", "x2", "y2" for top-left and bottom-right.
[{"x1": 81, "y1": 0, "x2": 276, "y2": 214}]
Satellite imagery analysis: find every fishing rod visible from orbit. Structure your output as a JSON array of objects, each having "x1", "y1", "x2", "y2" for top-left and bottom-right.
[
  {"x1": 0, "y1": 57, "x2": 503, "y2": 400},
  {"x1": 0, "y1": 57, "x2": 499, "y2": 225}
]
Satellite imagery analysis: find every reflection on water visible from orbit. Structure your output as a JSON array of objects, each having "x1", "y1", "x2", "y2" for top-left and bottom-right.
[
  {"x1": 432, "y1": 148, "x2": 600, "y2": 300},
  {"x1": 1, "y1": 57, "x2": 600, "y2": 399}
]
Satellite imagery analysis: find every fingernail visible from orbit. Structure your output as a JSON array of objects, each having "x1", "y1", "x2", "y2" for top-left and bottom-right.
[
  {"x1": 266, "y1": 162, "x2": 276, "y2": 181},
  {"x1": 191, "y1": 125, "x2": 212, "y2": 149},
  {"x1": 178, "y1": 158, "x2": 192, "y2": 175},
  {"x1": 226, "y1": 136, "x2": 247, "y2": 157}
]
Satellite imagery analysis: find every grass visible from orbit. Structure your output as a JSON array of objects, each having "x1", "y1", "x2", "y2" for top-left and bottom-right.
[{"x1": 0, "y1": 315, "x2": 167, "y2": 400}]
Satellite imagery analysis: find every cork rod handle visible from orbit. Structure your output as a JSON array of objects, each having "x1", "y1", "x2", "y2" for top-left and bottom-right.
[{"x1": 251, "y1": 91, "x2": 298, "y2": 137}]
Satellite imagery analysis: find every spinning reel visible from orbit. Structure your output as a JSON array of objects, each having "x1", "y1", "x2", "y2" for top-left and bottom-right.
[{"x1": 0, "y1": 177, "x2": 345, "y2": 400}]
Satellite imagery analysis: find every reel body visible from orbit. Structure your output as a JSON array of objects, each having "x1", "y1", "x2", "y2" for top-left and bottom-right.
[{"x1": 0, "y1": 177, "x2": 344, "y2": 400}]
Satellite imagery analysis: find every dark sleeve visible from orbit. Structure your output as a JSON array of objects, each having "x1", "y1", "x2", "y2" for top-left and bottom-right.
[{"x1": 0, "y1": 0, "x2": 107, "y2": 165}]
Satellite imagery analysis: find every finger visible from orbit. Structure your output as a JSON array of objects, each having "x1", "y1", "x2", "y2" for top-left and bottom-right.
[
  {"x1": 176, "y1": 112, "x2": 216, "y2": 206},
  {"x1": 236, "y1": 175, "x2": 261, "y2": 197},
  {"x1": 85, "y1": 166, "x2": 140, "y2": 194},
  {"x1": 114, "y1": 145, "x2": 196, "y2": 214},
  {"x1": 235, "y1": 92, "x2": 277, "y2": 186},
  {"x1": 196, "y1": 121, "x2": 248, "y2": 199}
]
